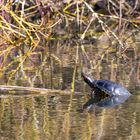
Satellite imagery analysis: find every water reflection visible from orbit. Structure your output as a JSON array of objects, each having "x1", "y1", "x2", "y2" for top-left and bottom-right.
[
  {"x1": 83, "y1": 92, "x2": 131, "y2": 111},
  {"x1": 0, "y1": 90, "x2": 138, "y2": 140}
]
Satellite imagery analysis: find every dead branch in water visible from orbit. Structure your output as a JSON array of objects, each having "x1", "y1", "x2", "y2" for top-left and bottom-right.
[{"x1": 0, "y1": 85, "x2": 72, "y2": 96}]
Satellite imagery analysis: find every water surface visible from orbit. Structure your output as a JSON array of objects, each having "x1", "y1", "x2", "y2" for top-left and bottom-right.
[{"x1": 0, "y1": 86, "x2": 139, "y2": 140}]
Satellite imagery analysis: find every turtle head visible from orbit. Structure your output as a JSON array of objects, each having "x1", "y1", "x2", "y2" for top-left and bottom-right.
[{"x1": 81, "y1": 72, "x2": 95, "y2": 88}]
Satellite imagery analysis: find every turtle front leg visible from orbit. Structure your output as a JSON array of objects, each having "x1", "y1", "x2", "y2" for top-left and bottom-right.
[{"x1": 90, "y1": 89, "x2": 95, "y2": 98}]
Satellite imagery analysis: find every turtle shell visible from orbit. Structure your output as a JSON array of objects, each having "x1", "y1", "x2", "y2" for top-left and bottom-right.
[{"x1": 93, "y1": 80, "x2": 131, "y2": 96}]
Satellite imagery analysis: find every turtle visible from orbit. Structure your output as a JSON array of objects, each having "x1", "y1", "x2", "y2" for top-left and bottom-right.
[
  {"x1": 82, "y1": 72, "x2": 131, "y2": 98},
  {"x1": 81, "y1": 72, "x2": 131, "y2": 110}
]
